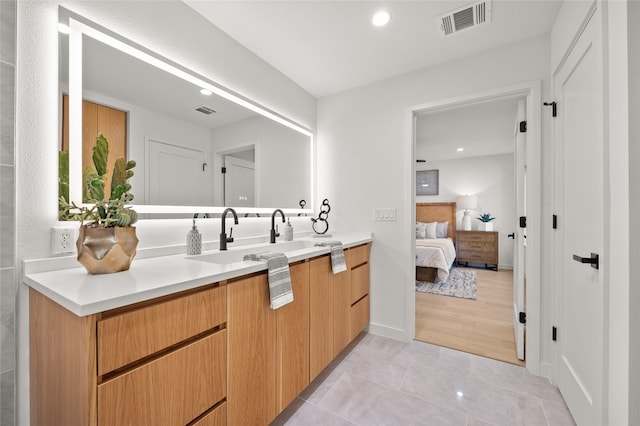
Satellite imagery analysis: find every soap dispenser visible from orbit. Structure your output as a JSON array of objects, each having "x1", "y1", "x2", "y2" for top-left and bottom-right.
[
  {"x1": 284, "y1": 218, "x2": 294, "y2": 241},
  {"x1": 187, "y1": 219, "x2": 202, "y2": 255}
]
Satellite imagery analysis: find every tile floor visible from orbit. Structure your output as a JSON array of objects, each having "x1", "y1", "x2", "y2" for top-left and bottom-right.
[{"x1": 271, "y1": 333, "x2": 576, "y2": 426}]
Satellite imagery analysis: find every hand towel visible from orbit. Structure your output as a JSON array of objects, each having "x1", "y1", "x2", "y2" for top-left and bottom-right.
[
  {"x1": 243, "y1": 252, "x2": 294, "y2": 309},
  {"x1": 314, "y1": 240, "x2": 348, "y2": 274}
]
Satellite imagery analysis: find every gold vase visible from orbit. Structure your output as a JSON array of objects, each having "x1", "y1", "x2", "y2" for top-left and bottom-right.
[{"x1": 77, "y1": 226, "x2": 138, "y2": 274}]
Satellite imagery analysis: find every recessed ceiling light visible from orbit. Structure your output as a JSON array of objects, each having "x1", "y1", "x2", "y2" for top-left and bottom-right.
[
  {"x1": 457, "y1": 147, "x2": 464, "y2": 152},
  {"x1": 372, "y1": 11, "x2": 391, "y2": 27},
  {"x1": 200, "y1": 88, "x2": 213, "y2": 96}
]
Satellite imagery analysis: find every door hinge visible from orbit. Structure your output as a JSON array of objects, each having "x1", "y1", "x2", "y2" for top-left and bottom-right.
[
  {"x1": 519, "y1": 216, "x2": 527, "y2": 228},
  {"x1": 552, "y1": 214, "x2": 558, "y2": 229},
  {"x1": 519, "y1": 312, "x2": 526, "y2": 324},
  {"x1": 543, "y1": 101, "x2": 557, "y2": 117},
  {"x1": 519, "y1": 121, "x2": 527, "y2": 133},
  {"x1": 552, "y1": 326, "x2": 557, "y2": 341},
  {"x1": 221, "y1": 166, "x2": 227, "y2": 174}
]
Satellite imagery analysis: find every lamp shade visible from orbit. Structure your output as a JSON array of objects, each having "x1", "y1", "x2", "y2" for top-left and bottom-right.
[{"x1": 457, "y1": 195, "x2": 478, "y2": 210}]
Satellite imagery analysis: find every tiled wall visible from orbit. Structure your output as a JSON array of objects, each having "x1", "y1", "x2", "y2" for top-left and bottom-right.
[{"x1": 0, "y1": 0, "x2": 16, "y2": 424}]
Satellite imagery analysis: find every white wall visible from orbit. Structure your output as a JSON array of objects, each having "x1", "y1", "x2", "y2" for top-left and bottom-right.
[
  {"x1": 317, "y1": 35, "x2": 551, "y2": 350},
  {"x1": 16, "y1": 1, "x2": 316, "y2": 424},
  {"x1": 417, "y1": 154, "x2": 515, "y2": 269}
]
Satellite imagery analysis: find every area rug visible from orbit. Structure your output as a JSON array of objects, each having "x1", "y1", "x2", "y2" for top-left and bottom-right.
[{"x1": 416, "y1": 268, "x2": 477, "y2": 300}]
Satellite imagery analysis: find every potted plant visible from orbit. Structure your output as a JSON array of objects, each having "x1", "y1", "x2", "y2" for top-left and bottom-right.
[
  {"x1": 477, "y1": 213, "x2": 496, "y2": 231},
  {"x1": 59, "y1": 134, "x2": 138, "y2": 274}
]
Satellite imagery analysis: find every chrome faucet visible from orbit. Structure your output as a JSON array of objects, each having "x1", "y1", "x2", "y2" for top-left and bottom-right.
[
  {"x1": 220, "y1": 208, "x2": 239, "y2": 251},
  {"x1": 270, "y1": 209, "x2": 285, "y2": 243}
]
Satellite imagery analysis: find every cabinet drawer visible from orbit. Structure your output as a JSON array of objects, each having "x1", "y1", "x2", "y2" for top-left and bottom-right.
[
  {"x1": 192, "y1": 402, "x2": 227, "y2": 426},
  {"x1": 460, "y1": 234, "x2": 492, "y2": 242},
  {"x1": 98, "y1": 330, "x2": 226, "y2": 426},
  {"x1": 350, "y1": 294, "x2": 370, "y2": 340},
  {"x1": 458, "y1": 250, "x2": 497, "y2": 263},
  {"x1": 350, "y1": 263, "x2": 370, "y2": 305},
  {"x1": 347, "y1": 244, "x2": 370, "y2": 268},
  {"x1": 459, "y1": 241, "x2": 496, "y2": 251},
  {"x1": 98, "y1": 285, "x2": 226, "y2": 375}
]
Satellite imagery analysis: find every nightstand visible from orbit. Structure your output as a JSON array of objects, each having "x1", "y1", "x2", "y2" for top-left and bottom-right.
[{"x1": 456, "y1": 230, "x2": 498, "y2": 270}]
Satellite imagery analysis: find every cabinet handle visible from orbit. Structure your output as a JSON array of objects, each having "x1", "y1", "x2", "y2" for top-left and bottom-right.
[{"x1": 572, "y1": 253, "x2": 599, "y2": 270}]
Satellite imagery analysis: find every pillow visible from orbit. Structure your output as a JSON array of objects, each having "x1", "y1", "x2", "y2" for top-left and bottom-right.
[
  {"x1": 425, "y1": 222, "x2": 438, "y2": 239},
  {"x1": 436, "y1": 221, "x2": 449, "y2": 238},
  {"x1": 415, "y1": 222, "x2": 427, "y2": 239}
]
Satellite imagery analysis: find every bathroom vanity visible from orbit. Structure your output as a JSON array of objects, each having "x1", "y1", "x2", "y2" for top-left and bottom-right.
[{"x1": 25, "y1": 234, "x2": 371, "y2": 425}]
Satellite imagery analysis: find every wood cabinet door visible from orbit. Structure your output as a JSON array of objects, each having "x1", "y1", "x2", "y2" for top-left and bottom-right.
[
  {"x1": 351, "y1": 262, "x2": 370, "y2": 305},
  {"x1": 350, "y1": 295, "x2": 370, "y2": 341},
  {"x1": 227, "y1": 274, "x2": 277, "y2": 425},
  {"x1": 332, "y1": 263, "x2": 351, "y2": 359},
  {"x1": 97, "y1": 330, "x2": 226, "y2": 426},
  {"x1": 276, "y1": 262, "x2": 310, "y2": 412},
  {"x1": 97, "y1": 285, "x2": 226, "y2": 375},
  {"x1": 309, "y1": 255, "x2": 334, "y2": 381}
]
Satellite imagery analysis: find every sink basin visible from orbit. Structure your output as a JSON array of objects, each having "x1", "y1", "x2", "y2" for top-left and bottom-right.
[
  {"x1": 187, "y1": 249, "x2": 265, "y2": 265},
  {"x1": 268, "y1": 240, "x2": 317, "y2": 252},
  {"x1": 186, "y1": 239, "x2": 319, "y2": 265}
]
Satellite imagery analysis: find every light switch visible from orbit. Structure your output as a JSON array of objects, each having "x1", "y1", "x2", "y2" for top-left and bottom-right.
[{"x1": 373, "y1": 207, "x2": 397, "y2": 222}]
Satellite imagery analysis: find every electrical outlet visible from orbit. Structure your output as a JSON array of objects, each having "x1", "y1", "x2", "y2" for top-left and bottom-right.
[{"x1": 51, "y1": 227, "x2": 76, "y2": 254}]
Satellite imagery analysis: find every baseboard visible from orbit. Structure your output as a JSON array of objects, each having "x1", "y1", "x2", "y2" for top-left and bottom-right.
[
  {"x1": 538, "y1": 361, "x2": 552, "y2": 380},
  {"x1": 367, "y1": 322, "x2": 411, "y2": 342}
]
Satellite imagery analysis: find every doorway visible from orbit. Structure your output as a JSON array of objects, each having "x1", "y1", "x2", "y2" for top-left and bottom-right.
[
  {"x1": 413, "y1": 96, "x2": 524, "y2": 365},
  {"x1": 407, "y1": 81, "x2": 542, "y2": 374}
]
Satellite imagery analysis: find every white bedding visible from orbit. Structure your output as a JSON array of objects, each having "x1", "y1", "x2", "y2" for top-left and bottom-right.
[{"x1": 415, "y1": 237, "x2": 456, "y2": 282}]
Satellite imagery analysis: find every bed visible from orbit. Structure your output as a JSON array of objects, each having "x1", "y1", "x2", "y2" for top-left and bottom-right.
[{"x1": 416, "y1": 202, "x2": 457, "y2": 283}]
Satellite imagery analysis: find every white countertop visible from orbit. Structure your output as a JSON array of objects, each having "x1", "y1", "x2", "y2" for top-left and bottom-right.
[{"x1": 24, "y1": 232, "x2": 372, "y2": 317}]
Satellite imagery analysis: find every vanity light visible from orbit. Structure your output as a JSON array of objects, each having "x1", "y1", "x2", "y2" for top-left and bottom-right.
[
  {"x1": 457, "y1": 147, "x2": 464, "y2": 152},
  {"x1": 200, "y1": 88, "x2": 212, "y2": 96},
  {"x1": 372, "y1": 11, "x2": 391, "y2": 27}
]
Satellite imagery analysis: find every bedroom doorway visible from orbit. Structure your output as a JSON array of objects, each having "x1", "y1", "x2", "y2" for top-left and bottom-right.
[{"x1": 408, "y1": 82, "x2": 542, "y2": 372}]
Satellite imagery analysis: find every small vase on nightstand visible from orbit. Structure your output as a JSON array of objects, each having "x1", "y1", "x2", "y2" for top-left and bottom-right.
[{"x1": 482, "y1": 222, "x2": 494, "y2": 232}]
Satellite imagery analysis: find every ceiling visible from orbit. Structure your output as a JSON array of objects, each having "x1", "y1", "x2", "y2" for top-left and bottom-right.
[
  {"x1": 184, "y1": 0, "x2": 563, "y2": 98},
  {"x1": 415, "y1": 97, "x2": 520, "y2": 162}
]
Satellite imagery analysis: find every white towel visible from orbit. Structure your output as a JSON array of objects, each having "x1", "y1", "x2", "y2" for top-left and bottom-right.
[
  {"x1": 314, "y1": 240, "x2": 348, "y2": 274},
  {"x1": 243, "y1": 252, "x2": 294, "y2": 309}
]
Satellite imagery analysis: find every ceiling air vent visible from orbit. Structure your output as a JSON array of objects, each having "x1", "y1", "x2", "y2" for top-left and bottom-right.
[
  {"x1": 438, "y1": 0, "x2": 491, "y2": 37},
  {"x1": 194, "y1": 105, "x2": 217, "y2": 115}
]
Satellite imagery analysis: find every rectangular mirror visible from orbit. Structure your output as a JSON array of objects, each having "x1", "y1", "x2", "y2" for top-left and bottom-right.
[{"x1": 59, "y1": 9, "x2": 314, "y2": 216}]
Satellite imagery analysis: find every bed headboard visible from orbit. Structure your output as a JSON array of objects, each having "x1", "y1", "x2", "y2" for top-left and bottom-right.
[{"x1": 416, "y1": 202, "x2": 457, "y2": 245}]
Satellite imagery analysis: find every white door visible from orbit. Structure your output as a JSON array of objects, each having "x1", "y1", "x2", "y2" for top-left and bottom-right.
[
  {"x1": 148, "y1": 140, "x2": 208, "y2": 205},
  {"x1": 513, "y1": 98, "x2": 526, "y2": 361},
  {"x1": 224, "y1": 155, "x2": 255, "y2": 207},
  {"x1": 555, "y1": 7, "x2": 604, "y2": 425}
]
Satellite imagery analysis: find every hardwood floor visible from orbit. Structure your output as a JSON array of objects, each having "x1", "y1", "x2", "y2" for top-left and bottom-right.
[{"x1": 415, "y1": 267, "x2": 525, "y2": 366}]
